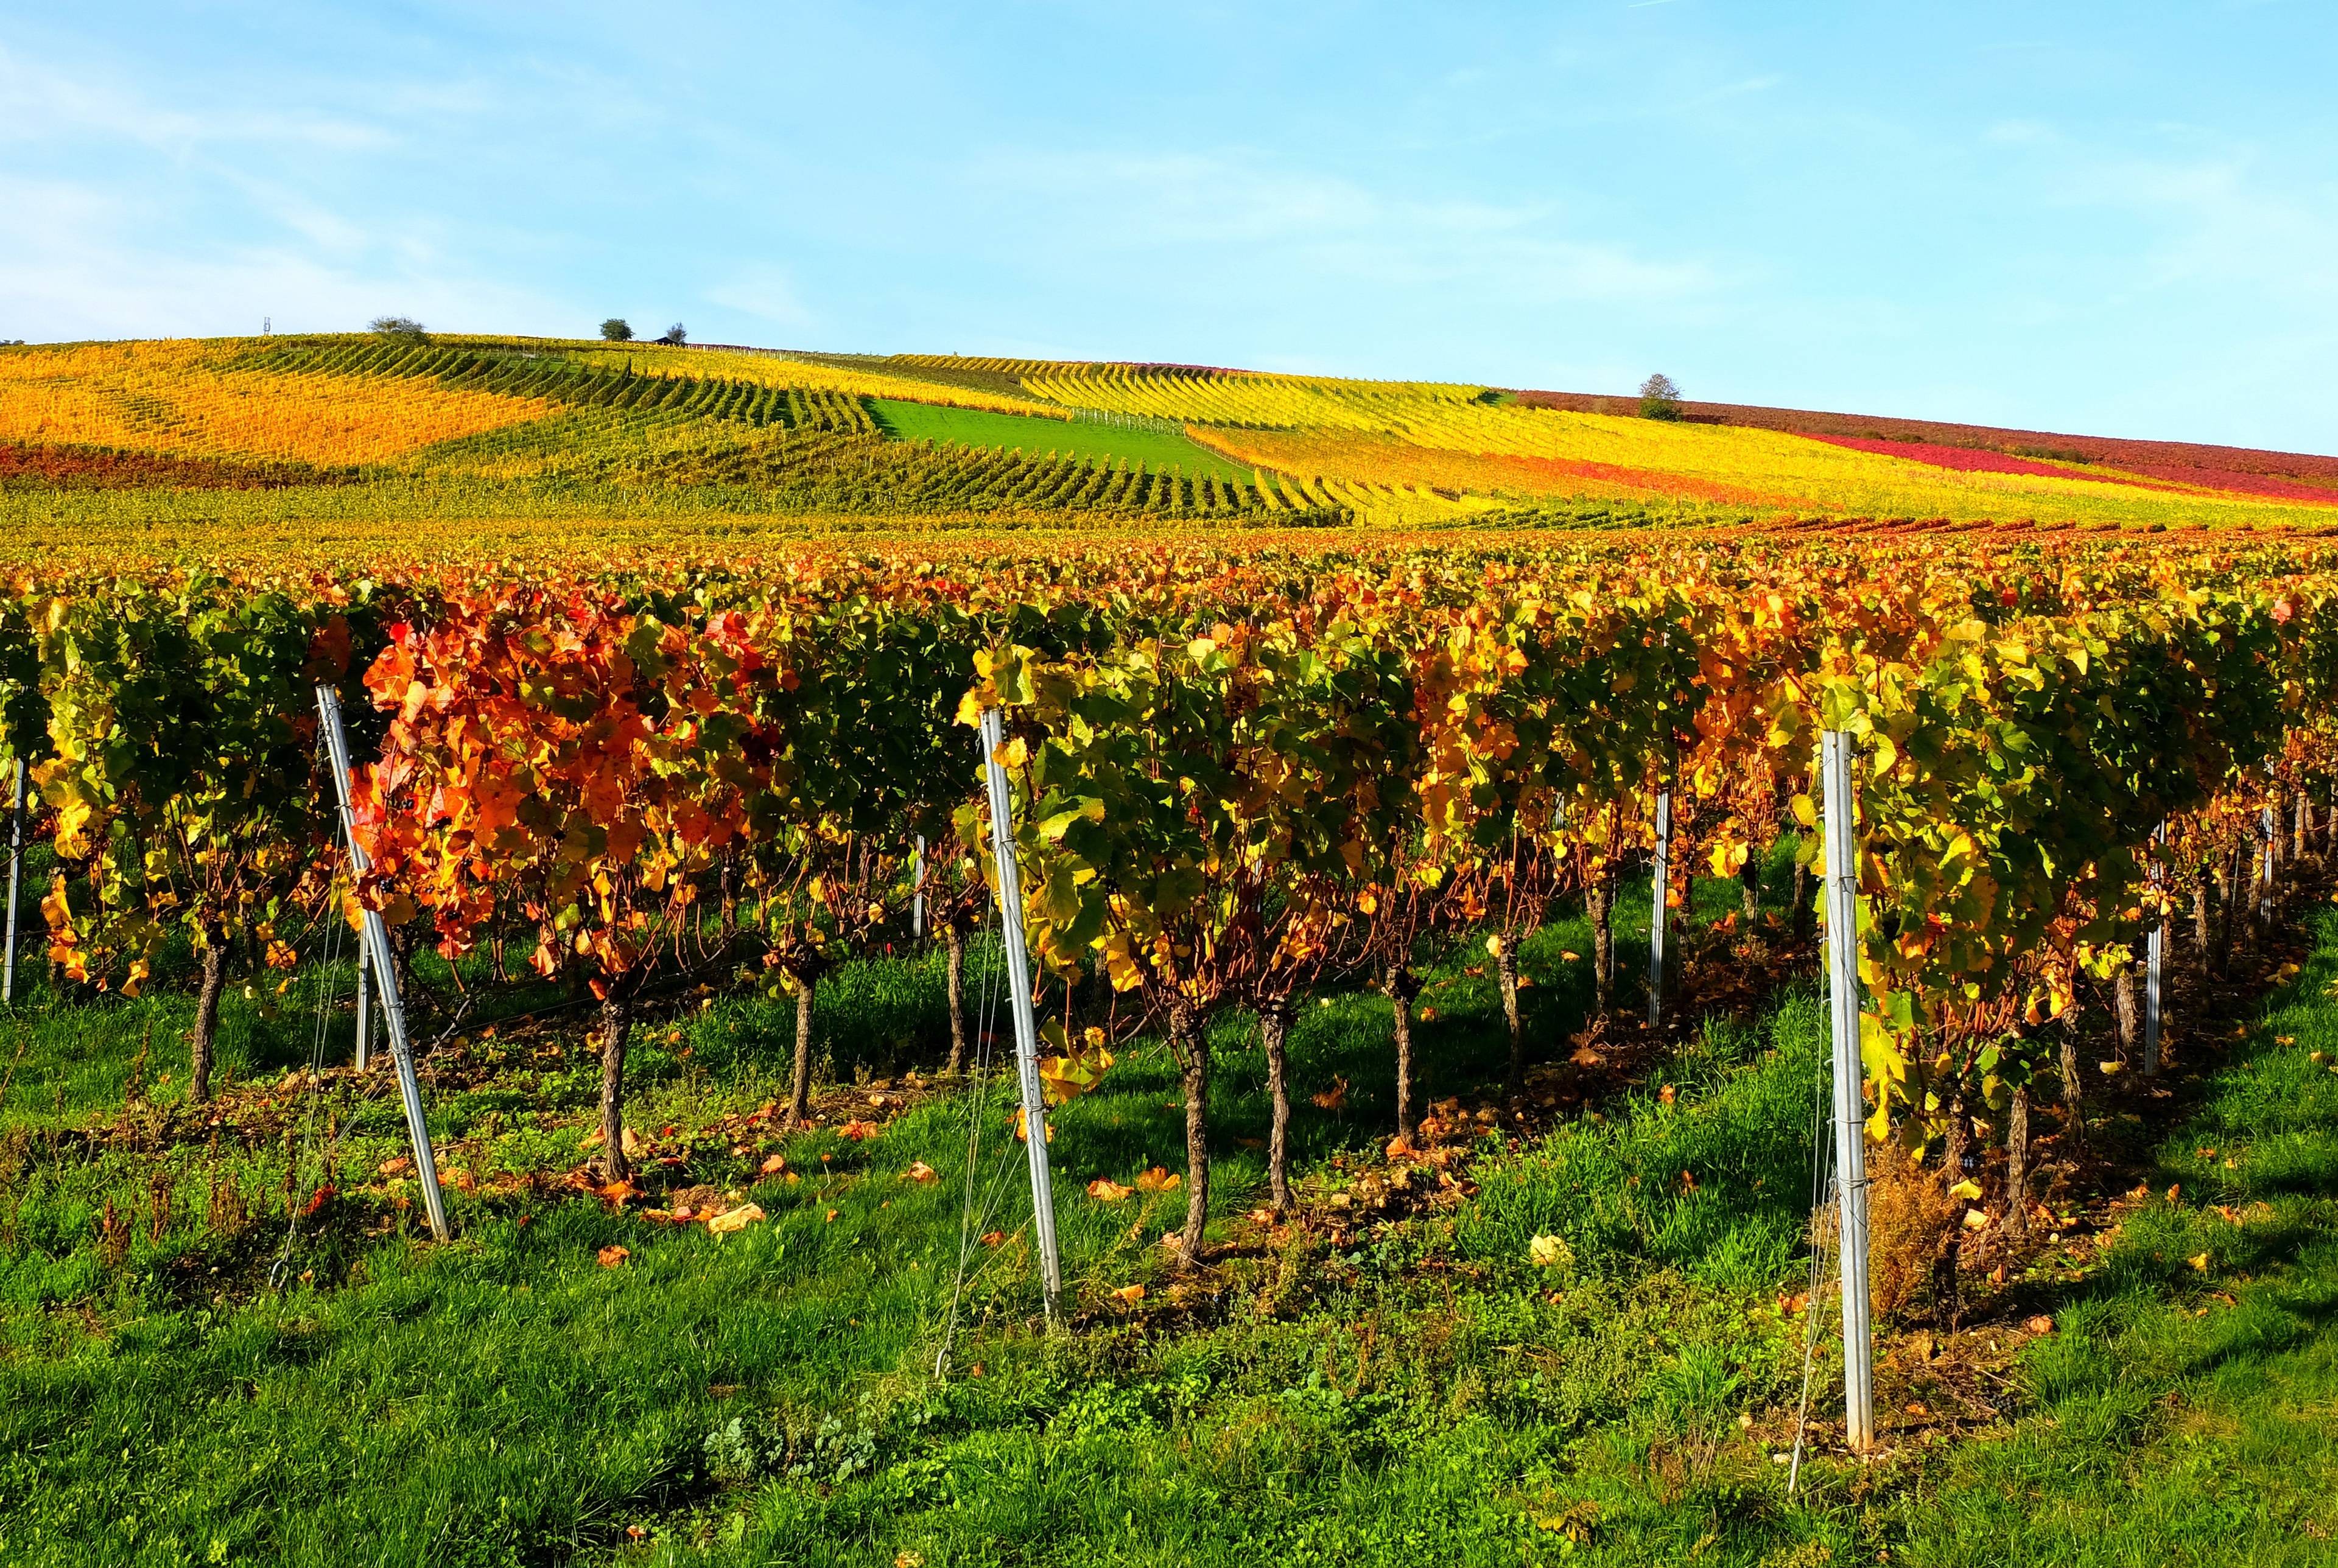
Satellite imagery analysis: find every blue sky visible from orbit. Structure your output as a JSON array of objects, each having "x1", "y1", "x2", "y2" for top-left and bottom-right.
[{"x1": 3, "y1": 1, "x2": 2333, "y2": 450}]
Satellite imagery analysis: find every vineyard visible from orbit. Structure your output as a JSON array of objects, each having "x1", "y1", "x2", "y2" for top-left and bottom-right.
[
  {"x1": 9, "y1": 334, "x2": 2338, "y2": 545},
  {"x1": 4, "y1": 334, "x2": 2338, "y2": 1564}
]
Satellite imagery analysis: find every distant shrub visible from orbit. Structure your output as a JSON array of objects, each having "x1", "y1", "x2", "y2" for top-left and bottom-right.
[
  {"x1": 659, "y1": 323, "x2": 688, "y2": 346},
  {"x1": 369, "y1": 315, "x2": 427, "y2": 341},
  {"x1": 600, "y1": 318, "x2": 634, "y2": 342},
  {"x1": 1639, "y1": 373, "x2": 1682, "y2": 421}
]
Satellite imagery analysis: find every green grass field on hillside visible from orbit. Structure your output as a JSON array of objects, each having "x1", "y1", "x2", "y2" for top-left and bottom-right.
[
  {"x1": 2, "y1": 851, "x2": 2336, "y2": 1565},
  {"x1": 866, "y1": 398, "x2": 1251, "y2": 482}
]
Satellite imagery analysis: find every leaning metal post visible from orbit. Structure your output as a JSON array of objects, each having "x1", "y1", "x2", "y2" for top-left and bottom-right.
[
  {"x1": 979, "y1": 709, "x2": 1064, "y2": 1320},
  {"x1": 315, "y1": 684, "x2": 450, "y2": 1242}
]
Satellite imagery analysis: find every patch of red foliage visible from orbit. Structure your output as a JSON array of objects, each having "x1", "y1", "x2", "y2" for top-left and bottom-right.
[
  {"x1": 1800, "y1": 433, "x2": 2180, "y2": 489},
  {"x1": 1512, "y1": 391, "x2": 2338, "y2": 505},
  {"x1": 0, "y1": 442, "x2": 343, "y2": 490}
]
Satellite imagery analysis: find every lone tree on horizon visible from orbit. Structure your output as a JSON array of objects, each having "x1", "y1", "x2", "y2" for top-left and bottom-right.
[
  {"x1": 658, "y1": 322, "x2": 688, "y2": 345},
  {"x1": 600, "y1": 318, "x2": 633, "y2": 341},
  {"x1": 1639, "y1": 373, "x2": 1682, "y2": 420},
  {"x1": 369, "y1": 315, "x2": 427, "y2": 341}
]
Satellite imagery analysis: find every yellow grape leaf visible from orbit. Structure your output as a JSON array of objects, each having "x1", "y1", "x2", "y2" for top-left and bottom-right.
[
  {"x1": 1949, "y1": 1179, "x2": 1983, "y2": 1200},
  {"x1": 1088, "y1": 1178, "x2": 1134, "y2": 1202},
  {"x1": 707, "y1": 1202, "x2": 766, "y2": 1235},
  {"x1": 1037, "y1": 1047, "x2": 1113, "y2": 1105}
]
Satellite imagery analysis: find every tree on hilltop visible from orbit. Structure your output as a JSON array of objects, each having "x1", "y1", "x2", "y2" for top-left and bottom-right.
[
  {"x1": 369, "y1": 315, "x2": 427, "y2": 341},
  {"x1": 600, "y1": 318, "x2": 634, "y2": 341},
  {"x1": 658, "y1": 323, "x2": 688, "y2": 346},
  {"x1": 1639, "y1": 373, "x2": 1682, "y2": 420}
]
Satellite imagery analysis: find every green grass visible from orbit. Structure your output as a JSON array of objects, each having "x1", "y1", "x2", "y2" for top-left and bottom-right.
[
  {"x1": 3, "y1": 854, "x2": 2336, "y2": 1564},
  {"x1": 865, "y1": 399, "x2": 1250, "y2": 482}
]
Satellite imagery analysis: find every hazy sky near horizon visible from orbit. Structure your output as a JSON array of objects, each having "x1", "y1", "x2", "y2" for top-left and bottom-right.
[{"x1": 3, "y1": 1, "x2": 2333, "y2": 450}]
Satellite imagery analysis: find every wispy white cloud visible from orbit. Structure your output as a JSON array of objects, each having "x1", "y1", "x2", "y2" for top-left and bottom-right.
[
  {"x1": 964, "y1": 149, "x2": 1722, "y2": 309},
  {"x1": 0, "y1": 44, "x2": 395, "y2": 153},
  {"x1": 703, "y1": 267, "x2": 818, "y2": 332}
]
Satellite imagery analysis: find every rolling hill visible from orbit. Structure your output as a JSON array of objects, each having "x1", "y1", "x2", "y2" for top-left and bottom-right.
[{"x1": 3, "y1": 332, "x2": 2332, "y2": 541}]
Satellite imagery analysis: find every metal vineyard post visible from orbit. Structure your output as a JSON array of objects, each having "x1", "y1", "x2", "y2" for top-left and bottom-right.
[
  {"x1": 1820, "y1": 729, "x2": 1874, "y2": 1452},
  {"x1": 317, "y1": 684, "x2": 450, "y2": 1242},
  {"x1": 978, "y1": 708, "x2": 1064, "y2": 1320}
]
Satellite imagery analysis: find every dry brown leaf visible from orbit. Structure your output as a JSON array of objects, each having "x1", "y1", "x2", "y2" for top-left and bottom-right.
[
  {"x1": 1087, "y1": 1178, "x2": 1135, "y2": 1202},
  {"x1": 1111, "y1": 1283, "x2": 1146, "y2": 1303},
  {"x1": 903, "y1": 1160, "x2": 938, "y2": 1183},
  {"x1": 597, "y1": 1245, "x2": 630, "y2": 1269},
  {"x1": 759, "y1": 1154, "x2": 788, "y2": 1175},
  {"x1": 707, "y1": 1202, "x2": 765, "y2": 1235},
  {"x1": 1134, "y1": 1166, "x2": 1182, "y2": 1192}
]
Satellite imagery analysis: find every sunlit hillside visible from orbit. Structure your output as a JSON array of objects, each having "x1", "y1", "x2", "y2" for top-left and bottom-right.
[{"x1": 4, "y1": 333, "x2": 2334, "y2": 539}]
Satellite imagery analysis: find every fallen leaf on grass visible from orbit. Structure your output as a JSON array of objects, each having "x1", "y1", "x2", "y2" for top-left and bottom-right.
[
  {"x1": 759, "y1": 1154, "x2": 787, "y2": 1175},
  {"x1": 1657, "y1": 1085, "x2": 1676, "y2": 1105},
  {"x1": 1310, "y1": 1076, "x2": 1349, "y2": 1112},
  {"x1": 709, "y1": 1203, "x2": 765, "y2": 1235},
  {"x1": 837, "y1": 1119, "x2": 879, "y2": 1141},
  {"x1": 1134, "y1": 1166, "x2": 1181, "y2": 1192},
  {"x1": 824, "y1": 1209, "x2": 840, "y2": 1224},
  {"x1": 979, "y1": 1230, "x2": 1005, "y2": 1247},
  {"x1": 1087, "y1": 1178, "x2": 1134, "y2": 1202},
  {"x1": 379, "y1": 1156, "x2": 412, "y2": 1178},
  {"x1": 2188, "y1": 1252, "x2": 2212, "y2": 1272},
  {"x1": 1111, "y1": 1284, "x2": 1146, "y2": 1303},
  {"x1": 597, "y1": 1245, "x2": 630, "y2": 1269},
  {"x1": 1528, "y1": 1233, "x2": 1573, "y2": 1269},
  {"x1": 2024, "y1": 1314, "x2": 2055, "y2": 1334},
  {"x1": 1559, "y1": 950, "x2": 1581, "y2": 962},
  {"x1": 597, "y1": 1180, "x2": 638, "y2": 1208},
  {"x1": 903, "y1": 1161, "x2": 938, "y2": 1183}
]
